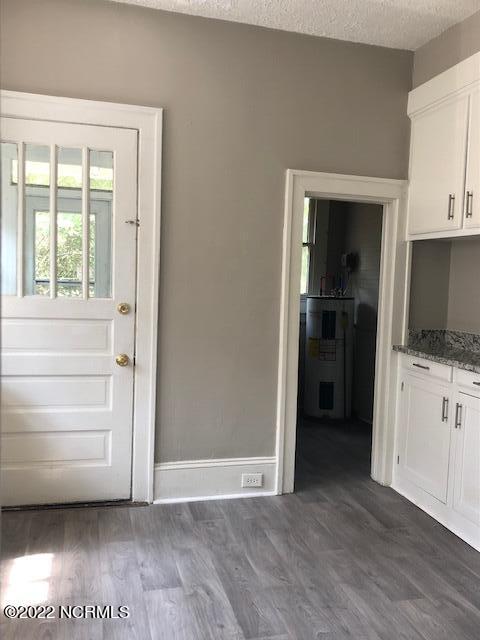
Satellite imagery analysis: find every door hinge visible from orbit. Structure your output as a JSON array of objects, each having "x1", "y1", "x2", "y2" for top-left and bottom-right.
[
  {"x1": 401, "y1": 381, "x2": 404, "y2": 391},
  {"x1": 397, "y1": 455, "x2": 400, "y2": 464},
  {"x1": 133, "y1": 356, "x2": 136, "y2": 366}
]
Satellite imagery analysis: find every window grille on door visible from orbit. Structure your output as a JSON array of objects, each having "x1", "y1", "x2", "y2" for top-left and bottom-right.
[{"x1": 1, "y1": 142, "x2": 113, "y2": 298}]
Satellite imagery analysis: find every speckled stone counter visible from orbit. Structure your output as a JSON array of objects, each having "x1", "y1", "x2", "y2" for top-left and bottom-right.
[{"x1": 393, "y1": 329, "x2": 480, "y2": 375}]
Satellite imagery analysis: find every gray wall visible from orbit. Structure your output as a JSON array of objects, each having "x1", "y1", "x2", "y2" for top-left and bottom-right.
[
  {"x1": 448, "y1": 238, "x2": 480, "y2": 334},
  {"x1": 344, "y1": 203, "x2": 383, "y2": 423},
  {"x1": 0, "y1": 0, "x2": 413, "y2": 462},
  {"x1": 409, "y1": 241, "x2": 451, "y2": 329},
  {"x1": 409, "y1": 238, "x2": 480, "y2": 335},
  {"x1": 413, "y1": 9, "x2": 480, "y2": 87}
]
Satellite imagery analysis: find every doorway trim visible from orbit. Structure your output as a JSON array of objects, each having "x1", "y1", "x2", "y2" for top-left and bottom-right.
[
  {"x1": 276, "y1": 170, "x2": 408, "y2": 494},
  {"x1": 1, "y1": 90, "x2": 163, "y2": 503}
]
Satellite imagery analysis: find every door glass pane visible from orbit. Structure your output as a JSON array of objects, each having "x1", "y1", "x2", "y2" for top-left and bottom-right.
[
  {"x1": 57, "y1": 147, "x2": 82, "y2": 297},
  {"x1": 24, "y1": 144, "x2": 50, "y2": 295},
  {"x1": 1, "y1": 143, "x2": 18, "y2": 295},
  {"x1": 34, "y1": 211, "x2": 50, "y2": 296},
  {"x1": 89, "y1": 150, "x2": 113, "y2": 298}
]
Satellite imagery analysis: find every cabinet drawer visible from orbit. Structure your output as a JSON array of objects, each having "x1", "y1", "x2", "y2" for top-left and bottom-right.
[
  {"x1": 455, "y1": 368, "x2": 480, "y2": 396},
  {"x1": 401, "y1": 354, "x2": 453, "y2": 382}
]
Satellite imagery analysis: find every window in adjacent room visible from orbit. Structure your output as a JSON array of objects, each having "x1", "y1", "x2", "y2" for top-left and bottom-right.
[{"x1": 301, "y1": 197, "x2": 316, "y2": 294}]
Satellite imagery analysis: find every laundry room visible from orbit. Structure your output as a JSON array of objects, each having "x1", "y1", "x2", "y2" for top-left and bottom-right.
[{"x1": 296, "y1": 198, "x2": 383, "y2": 490}]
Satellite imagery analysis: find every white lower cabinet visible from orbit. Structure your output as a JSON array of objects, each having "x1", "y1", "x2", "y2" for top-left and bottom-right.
[
  {"x1": 395, "y1": 355, "x2": 480, "y2": 551},
  {"x1": 400, "y1": 373, "x2": 452, "y2": 503},
  {"x1": 452, "y1": 393, "x2": 480, "y2": 527}
]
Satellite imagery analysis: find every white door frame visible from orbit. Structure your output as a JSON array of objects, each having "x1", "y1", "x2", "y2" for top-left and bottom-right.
[
  {"x1": 1, "y1": 90, "x2": 163, "y2": 503},
  {"x1": 276, "y1": 170, "x2": 408, "y2": 494}
]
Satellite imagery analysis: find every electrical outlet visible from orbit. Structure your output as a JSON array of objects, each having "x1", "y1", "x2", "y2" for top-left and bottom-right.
[{"x1": 241, "y1": 472, "x2": 263, "y2": 488}]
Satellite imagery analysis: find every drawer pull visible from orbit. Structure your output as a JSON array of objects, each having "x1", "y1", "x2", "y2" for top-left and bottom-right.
[
  {"x1": 412, "y1": 363, "x2": 430, "y2": 371},
  {"x1": 466, "y1": 190, "x2": 473, "y2": 218},
  {"x1": 473, "y1": 381, "x2": 480, "y2": 387},
  {"x1": 448, "y1": 194, "x2": 455, "y2": 220},
  {"x1": 455, "y1": 403, "x2": 463, "y2": 429},
  {"x1": 441, "y1": 397, "x2": 449, "y2": 422}
]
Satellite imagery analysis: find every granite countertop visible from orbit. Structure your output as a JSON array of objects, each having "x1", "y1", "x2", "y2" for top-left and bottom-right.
[{"x1": 393, "y1": 329, "x2": 480, "y2": 375}]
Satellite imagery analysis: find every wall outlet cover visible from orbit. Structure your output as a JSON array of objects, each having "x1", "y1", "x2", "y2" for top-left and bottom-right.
[{"x1": 241, "y1": 472, "x2": 263, "y2": 488}]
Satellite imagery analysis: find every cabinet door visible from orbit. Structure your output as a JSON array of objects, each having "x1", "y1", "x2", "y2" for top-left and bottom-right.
[
  {"x1": 408, "y1": 94, "x2": 469, "y2": 235},
  {"x1": 400, "y1": 374, "x2": 452, "y2": 502},
  {"x1": 464, "y1": 89, "x2": 480, "y2": 228},
  {"x1": 452, "y1": 393, "x2": 480, "y2": 526}
]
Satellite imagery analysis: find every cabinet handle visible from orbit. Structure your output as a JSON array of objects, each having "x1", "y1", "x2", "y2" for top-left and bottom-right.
[
  {"x1": 448, "y1": 194, "x2": 455, "y2": 220},
  {"x1": 412, "y1": 362, "x2": 430, "y2": 371},
  {"x1": 473, "y1": 381, "x2": 480, "y2": 387},
  {"x1": 442, "y1": 397, "x2": 449, "y2": 422},
  {"x1": 466, "y1": 191, "x2": 473, "y2": 218},
  {"x1": 455, "y1": 403, "x2": 463, "y2": 429}
]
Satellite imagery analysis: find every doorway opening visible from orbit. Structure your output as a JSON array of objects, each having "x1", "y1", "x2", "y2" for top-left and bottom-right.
[
  {"x1": 275, "y1": 170, "x2": 408, "y2": 496},
  {"x1": 295, "y1": 198, "x2": 383, "y2": 493}
]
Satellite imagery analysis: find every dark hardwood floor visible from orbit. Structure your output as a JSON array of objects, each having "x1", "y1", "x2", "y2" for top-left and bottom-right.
[{"x1": 2, "y1": 418, "x2": 480, "y2": 639}]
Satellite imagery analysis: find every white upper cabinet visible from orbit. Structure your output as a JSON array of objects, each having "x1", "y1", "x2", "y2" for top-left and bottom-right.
[
  {"x1": 407, "y1": 52, "x2": 480, "y2": 238},
  {"x1": 464, "y1": 88, "x2": 480, "y2": 229},
  {"x1": 408, "y1": 95, "x2": 468, "y2": 235}
]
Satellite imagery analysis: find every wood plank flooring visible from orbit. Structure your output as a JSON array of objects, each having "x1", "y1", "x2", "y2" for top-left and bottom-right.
[{"x1": 2, "y1": 418, "x2": 480, "y2": 639}]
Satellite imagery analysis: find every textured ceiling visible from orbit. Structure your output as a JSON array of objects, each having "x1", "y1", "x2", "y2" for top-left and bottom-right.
[{"x1": 110, "y1": 0, "x2": 480, "y2": 50}]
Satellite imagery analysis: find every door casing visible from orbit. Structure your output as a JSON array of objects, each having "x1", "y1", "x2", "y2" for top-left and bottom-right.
[
  {"x1": 276, "y1": 170, "x2": 408, "y2": 494},
  {"x1": 1, "y1": 91, "x2": 163, "y2": 503}
]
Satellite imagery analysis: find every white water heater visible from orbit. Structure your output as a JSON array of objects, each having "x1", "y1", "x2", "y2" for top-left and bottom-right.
[{"x1": 304, "y1": 296, "x2": 354, "y2": 419}]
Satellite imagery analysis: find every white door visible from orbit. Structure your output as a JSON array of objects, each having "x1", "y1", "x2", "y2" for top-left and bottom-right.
[
  {"x1": 400, "y1": 373, "x2": 452, "y2": 503},
  {"x1": 464, "y1": 88, "x2": 480, "y2": 229},
  {"x1": 0, "y1": 117, "x2": 138, "y2": 506},
  {"x1": 408, "y1": 94, "x2": 469, "y2": 235},
  {"x1": 452, "y1": 393, "x2": 480, "y2": 526}
]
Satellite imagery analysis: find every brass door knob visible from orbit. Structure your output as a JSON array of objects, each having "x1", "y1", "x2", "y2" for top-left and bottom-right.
[
  {"x1": 115, "y1": 354, "x2": 130, "y2": 367},
  {"x1": 117, "y1": 302, "x2": 130, "y2": 315}
]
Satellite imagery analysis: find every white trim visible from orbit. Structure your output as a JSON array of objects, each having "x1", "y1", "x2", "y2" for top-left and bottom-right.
[
  {"x1": 49, "y1": 144, "x2": 57, "y2": 299},
  {"x1": 158, "y1": 456, "x2": 276, "y2": 470},
  {"x1": 154, "y1": 456, "x2": 277, "y2": 502},
  {"x1": 276, "y1": 170, "x2": 408, "y2": 495},
  {"x1": 155, "y1": 491, "x2": 277, "y2": 505},
  {"x1": 407, "y1": 227, "x2": 480, "y2": 241},
  {"x1": 1, "y1": 91, "x2": 163, "y2": 503},
  {"x1": 408, "y1": 51, "x2": 480, "y2": 116},
  {"x1": 16, "y1": 142, "x2": 25, "y2": 297}
]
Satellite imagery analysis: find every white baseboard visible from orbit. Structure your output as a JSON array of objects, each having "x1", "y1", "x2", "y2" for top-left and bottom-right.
[{"x1": 153, "y1": 456, "x2": 278, "y2": 504}]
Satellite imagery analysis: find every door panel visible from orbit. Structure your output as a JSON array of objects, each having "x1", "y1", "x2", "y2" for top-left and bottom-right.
[
  {"x1": 408, "y1": 94, "x2": 468, "y2": 235},
  {"x1": 1, "y1": 117, "x2": 138, "y2": 506},
  {"x1": 401, "y1": 373, "x2": 452, "y2": 503},
  {"x1": 464, "y1": 89, "x2": 480, "y2": 228},
  {"x1": 2, "y1": 317, "x2": 111, "y2": 352},
  {"x1": 452, "y1": 393, "x2": 480, "y2": 525},
  {"x1": 2, "y1": 430, "x2": 111, "y2": 467}
]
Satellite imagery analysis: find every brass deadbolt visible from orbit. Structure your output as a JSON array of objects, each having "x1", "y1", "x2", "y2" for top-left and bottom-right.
[
  {"x1": 117, "y1": 302, "x2": 130, "y2": 315},
  {"x1": 115, "y1": 354, "x2": 130, "y2": 367}
]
